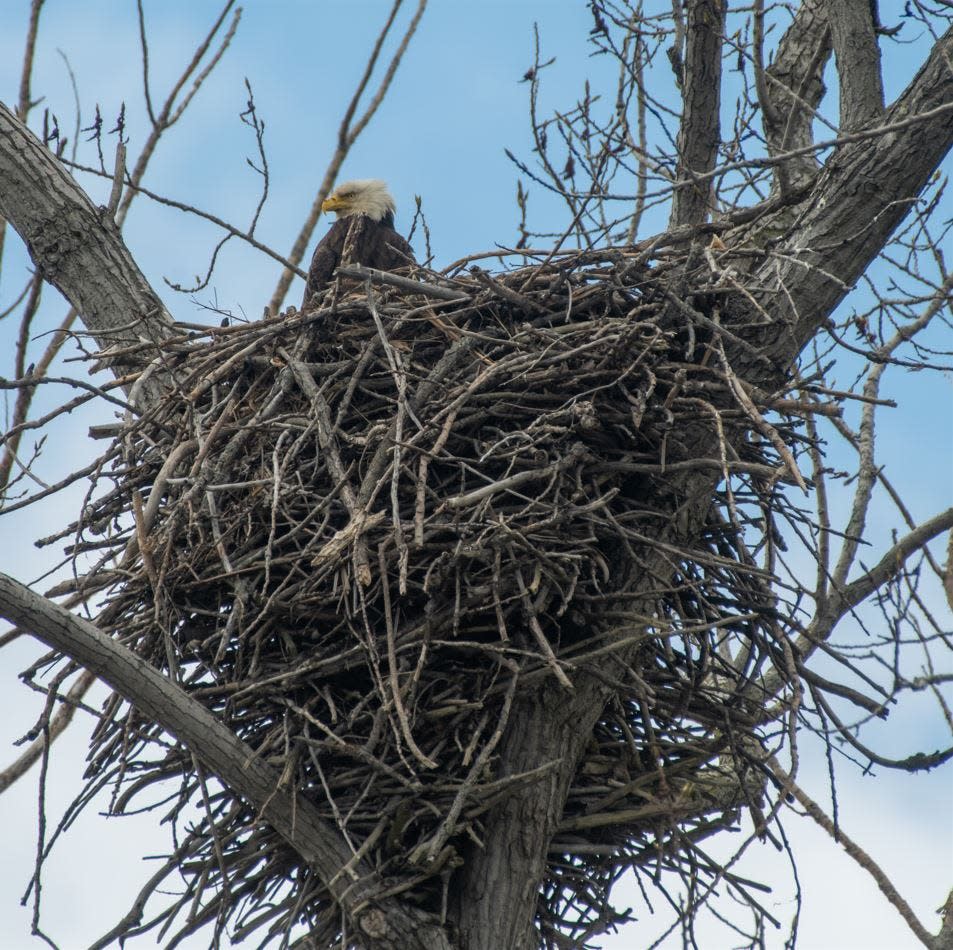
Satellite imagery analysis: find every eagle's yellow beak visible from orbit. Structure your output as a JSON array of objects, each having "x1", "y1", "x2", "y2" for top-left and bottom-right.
[{"x1": 321, "y1": 194, "x2": 346, "y2": 214}]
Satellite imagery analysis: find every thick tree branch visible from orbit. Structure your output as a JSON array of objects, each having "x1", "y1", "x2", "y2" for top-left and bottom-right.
[
  {"x1": 749, "y1": 26, "x2": 953, "y2": 365},
  {"x1": 0, "y1": 101, "x2": 174, "y2": 361},
  {"x1": 760, "y1": 0, "x2": 831, "y2": 193},
  {"x1": 0, "y1": 572, "x2": 451, "y2": 950},
  {"x1": 450, "y1": 678, "x2": 611, "y2": 949},
  {"x1": 669, "y1": 0, "x2": 726, "y2": 230},
  {"x1": 448, "y1": 492, "x2": 719, "y2": 948},
  {"x1": 828, "y1": 0, "x2": 885, "y2": 132}
]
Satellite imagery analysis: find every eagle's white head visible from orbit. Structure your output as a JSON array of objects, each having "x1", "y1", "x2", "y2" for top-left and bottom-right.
[{"x1": 321, "y1": 179, "x2": 396, "y2": 223}]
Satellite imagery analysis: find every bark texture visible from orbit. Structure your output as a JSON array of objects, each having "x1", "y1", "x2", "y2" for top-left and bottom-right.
[
  {"x1": 828, "y1": 0, "x2": 885, "y2": 131},
  {"x1": 0, "y1": 101, "x2": 174, "y2": 360},
  {"x1": 750, "y1": 25, "x2": 953, "y2": 366},
  {"x1": 449, "y1": 679, "x2": 613, "y2": 949},
  {"x1": 669, "y1": 0, "x2": 726, "y2": 229},
  {"x1": 761, "y1": 0, "x2": 832, "y2": 192}
]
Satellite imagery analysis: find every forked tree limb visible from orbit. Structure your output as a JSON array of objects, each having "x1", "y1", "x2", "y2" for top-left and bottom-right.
[
  {"x1": 811, "y1": 507, "x2": 953, "y2": 641},
  {"x1": 0, "y1": 572, "x2": 452, "y2": 950},
  {"x1": 758, "y1": 507, "x2": 953, "y2": 703},
  {"x1": 747, "y1": 25, "x2": 953, "y2": 371},
  {"x1": 760, "y1": 0, "x2": 831, "y2": 193}
]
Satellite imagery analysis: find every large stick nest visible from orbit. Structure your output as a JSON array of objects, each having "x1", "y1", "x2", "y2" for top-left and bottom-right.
[{"x1": 41, "y1": 249, "x2": 805, "y2": 947}]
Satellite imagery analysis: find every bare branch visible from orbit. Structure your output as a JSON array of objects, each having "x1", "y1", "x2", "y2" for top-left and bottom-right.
[
  {"x1": 769, "y1": 757, "x2": 939, "y2": 949},
  {"x1": 749, "y1": 26, "x2": 953, "y2": 366},
  {"x1": 117, "y1": 2, "x2": 241, "y2": 227},
  {"x1": 826, "y1": 507, "x2": 953, "y2": 628},
  {"x1": 0, "y1": 102, "x2": 174, "y2": 360},
  {"x1": 669, "y1": 0, "x2": 726, "y2": 229},
  {"x1": 0, "y1": 0, "x2": 45, "y2": 276},
  {"x1": 335, "y1": 263, "x2": 468, "y2": 301},
  {"x1": 0, "y1": 669, "x2": 94, "y2": 794},
  {"x1": 829, "y1": 0, "x2": 886, "y2": 132},
  {"x1": 16, "y1": 0, "x2": 45, "y2": 121},
  {"x1": 760, "y1": 0, "x2": 831, "y2": 192},
  {"x1": 937, "y1": 889, "x2": 953, "y2": 950}
]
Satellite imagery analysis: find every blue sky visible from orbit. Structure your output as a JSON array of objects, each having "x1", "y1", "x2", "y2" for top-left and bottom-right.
[{"x1": 0, "y1": 2, "x2": 950, "y2": 948}]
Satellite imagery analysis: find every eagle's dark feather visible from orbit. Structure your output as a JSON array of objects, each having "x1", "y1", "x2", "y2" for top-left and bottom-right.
[{"x1": 301, "y1": 212, "x2": 415, "y2": 310}]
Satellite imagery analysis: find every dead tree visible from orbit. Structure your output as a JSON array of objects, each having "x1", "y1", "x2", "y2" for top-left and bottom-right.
[{"x1": 1, "y1": 2, "x2": 951, "y2": 948}]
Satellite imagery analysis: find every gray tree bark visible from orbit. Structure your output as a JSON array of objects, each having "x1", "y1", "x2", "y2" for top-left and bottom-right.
[
  {"x1": 669, "y1": 0, "x2": 727, "y2": 229},
  {"x1": 0, "y1": 102, "x2": 174, "y2": 377}
]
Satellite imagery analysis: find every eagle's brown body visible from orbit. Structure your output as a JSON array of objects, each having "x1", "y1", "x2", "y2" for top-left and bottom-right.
[{"x1": 300, "y1": 180, "x2": 415, "y2": 311}]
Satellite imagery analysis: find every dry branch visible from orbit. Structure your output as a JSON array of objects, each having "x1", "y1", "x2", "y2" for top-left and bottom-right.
[{"x1": 0, "y1": 101, "x2": 174, "y2": 376}]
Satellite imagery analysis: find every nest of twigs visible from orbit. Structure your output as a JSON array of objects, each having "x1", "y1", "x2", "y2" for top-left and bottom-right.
[{"x1": 41, "y1": 249, "x2": 805, "y2": 947}]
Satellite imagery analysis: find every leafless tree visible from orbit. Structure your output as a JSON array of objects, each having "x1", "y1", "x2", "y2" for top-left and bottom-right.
[{"x1": 0, "y1": 2, "x2": 951, "y2": 948}]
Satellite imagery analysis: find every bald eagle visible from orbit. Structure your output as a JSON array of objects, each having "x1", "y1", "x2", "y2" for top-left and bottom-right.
[{"x1": 301, "y1": 179, "x2": 416, "y2": 310}]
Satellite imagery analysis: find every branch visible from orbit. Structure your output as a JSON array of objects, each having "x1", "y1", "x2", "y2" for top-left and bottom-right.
[
  {"x1": 120, "y1": 2, "x2": 241, "y2": 226},
  {"x1": 334, "y1": 263, "x2": 468, "y2": 301},
  {"x1": 769, "y1": 756, "x2": 940, "y2": 948},
  {"x1": 0, "y1": 101, "x2": 175, "y2": 362},
  {"x1": 1, "y1": 7, "x2": 240, "y2": 506},
  {"x1": 748, "y1": 26, "x2": 953, "y2": 368},
  {"x1": 765, "y1": 507, "x2": 953, "y2": 689},
  {"x1": 0, "y1": 668, "x2": 95, "y2": 794},
  {"x1": 828, "y1": 0, "x2": 885, "y2": 132},
  {"x1": 16, "y1": 0, "x2": 45, "y2": 120},
  {"x1": 0, "y1": 572, "x2": 451, "y2": 950},
  {"x1": 267, "y1": 0, "x2": 428, "y2": 314},
  {"x1": 937, "y1": 889, "x2": 953, "y2": 950},
  {"x1": 63, "y1": 159, "x2": 308, "y2": 282},
  {"x1": 669, "y1": 0, "x2": 726, "y2": 230},
  {"x1": 759, "y1": 0, "x2": 831, "y2": 193},
  {"x1": 828, "y1": 508, "x2": 953, "y2": 626}
]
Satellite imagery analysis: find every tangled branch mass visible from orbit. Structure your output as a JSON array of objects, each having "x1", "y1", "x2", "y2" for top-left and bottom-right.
[{"x1": 38, "y1": 249, "x2": 810, "y2": 945}]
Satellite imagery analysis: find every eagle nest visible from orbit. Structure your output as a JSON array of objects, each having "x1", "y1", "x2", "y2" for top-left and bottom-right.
[{"x1": 38, "y1": 249, "x2": 809, "y2": 947}]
